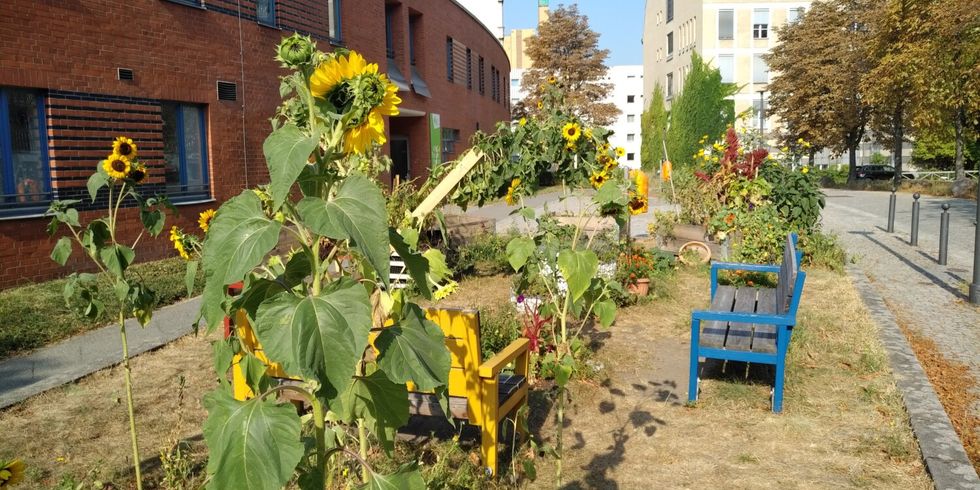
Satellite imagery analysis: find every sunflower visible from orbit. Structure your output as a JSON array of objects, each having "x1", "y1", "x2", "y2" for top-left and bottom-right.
[
  {"x1": 103, "y1": 154, "x2": 131, "y2": 180},
  {"x1": 562, "y1": 122, "x2": 581, "y2": 143},
  {"x1": 615, "y1": 147, "x2": 625, "y2": 157},
  {"x1": 631, "y1": 169, "x2": 649, "y2": 196},
  {"x1": 309, "y1": 51, "x2": 401, "y2": 154},
  {"x1": 112, "y1": 136, "x2": 138, "y2": 159},
  {"x1": 505, "y1": 178, "x2": 521, "y2": 206},
  {"x1": 0, "y1": 459, "x2": 24, "y2": 487},
  {"x1": 128, "y1": 163, "x2": 147, "y2": 184},
  {"x1": 198, "y1": 209, "x2": 216, "y2": 233},
  {"x1": 169, "y1": 226, "x2": 190, "y2": 260},
  {"x1": 536, "y1": 100, "x2": 543, "y2": 110},
  {"x1": 584, "y1": 128, "x2": 593, "y2": 140},
  {"x1": 547, "y1": 75, "x2": 556, "y2": 84},
  {"x1": 590, "y1": 171, "x2": 609, "y2": 189},
  {"x1": 628, "y1": 195, "x2": 648, "y2": 215},
  {"x1": 519, "y1": 117, "x2": 527, "y2": 127}
]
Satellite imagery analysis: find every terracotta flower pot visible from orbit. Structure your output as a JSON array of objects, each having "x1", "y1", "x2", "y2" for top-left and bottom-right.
[{"x1": 627, "y1": 277, "x2": 651, "y2": 296}]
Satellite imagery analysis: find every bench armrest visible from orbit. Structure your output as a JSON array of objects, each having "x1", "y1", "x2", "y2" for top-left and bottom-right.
[
  {"x1": 479, "y1": 338, "x2": 530, "y2": 379},
  {"x1": 692, "y1": 309, "x2": 794, "y2": 326}
]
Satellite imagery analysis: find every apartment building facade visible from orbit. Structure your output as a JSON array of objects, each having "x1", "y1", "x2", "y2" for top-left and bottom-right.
[{"x1": 0, "y1": 0, "x2": 509, "y2": 288}]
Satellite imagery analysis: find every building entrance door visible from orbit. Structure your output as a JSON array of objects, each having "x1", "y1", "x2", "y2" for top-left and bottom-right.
[{"x1": 390, "y1": 137, "x2": 410, "y2": 184}]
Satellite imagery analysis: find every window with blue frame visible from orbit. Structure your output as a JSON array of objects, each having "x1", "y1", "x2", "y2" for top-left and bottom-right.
[
  {"x1": 0, "y1": 87, "x2": 51, "y2": 217},
  {"x1": 161, "y1": 102, "x2": 210, "y2": 202},
  {"x1": 328, "y1": 0, "x2": 342, "y2": 41},
  {"x1": 256, "y1": 0, "x2": 276, "y2": 26}
]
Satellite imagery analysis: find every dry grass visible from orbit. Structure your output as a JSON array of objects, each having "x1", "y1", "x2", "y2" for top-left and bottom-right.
[{"x1": 0, "y1": 268, "x2": 933, "y2": 489}]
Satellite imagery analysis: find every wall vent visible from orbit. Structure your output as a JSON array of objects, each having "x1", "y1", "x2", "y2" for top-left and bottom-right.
[
  {"x1": 117, "y1": 68, "x2": 134, "y2": 81},
  {"x1": 217, "y1": 81, "x2": 238, "y2": 101}
]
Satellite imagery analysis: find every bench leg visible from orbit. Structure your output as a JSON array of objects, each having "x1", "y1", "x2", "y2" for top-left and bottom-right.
[
  {"x1": 688, "y1": 318, "x2": 701, "y2": 403},
  {"x1": 481, "y1": 416, "x2": 498, "y2": 476},
  {"x1": 772, "y1": 327, "x2": 790, "y2": 413}
]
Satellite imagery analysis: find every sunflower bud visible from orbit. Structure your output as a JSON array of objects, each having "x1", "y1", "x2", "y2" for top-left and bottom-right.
[{"x1": 276, "y1": 34, "x2": 316, "y2": 68}]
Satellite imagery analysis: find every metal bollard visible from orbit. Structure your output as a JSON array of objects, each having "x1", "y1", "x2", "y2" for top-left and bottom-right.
[
  {"x1": 910, "y1": 193, "x2": 921, "y2": 246},
  {"x1": 887, "y1": 186, "x2": 897, "y2": 232},
  {"x1": 938, "y1": 203, "x2": 950, "y2": 265}
]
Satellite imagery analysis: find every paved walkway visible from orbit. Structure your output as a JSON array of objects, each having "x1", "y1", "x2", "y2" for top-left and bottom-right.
[{"x1": 0, "y1": 297, "x2": 201, "y2": 409}]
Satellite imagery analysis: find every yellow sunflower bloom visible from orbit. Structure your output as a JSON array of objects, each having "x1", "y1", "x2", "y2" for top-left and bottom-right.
[
  {"x1": 169, "y1": 226, "x2": 190, "y2": 260},
  {"x1": 505, "y1": 178, "x2": 521, "y2": 206},
  {"x1": 536, "y1": 100, "x2": 543, "y2": 110},
  {"x1": 310, "y1": 51, "x2": 376, "y2": 98},
  {"x1": 802, "y1": 166, "x2": 810, "y2": 174},
  {"x1": 344, "y1": 110, "x2": 387, "y2": 154},
  {"x1": 590, "y1": 171, "x2": 608, "y2": 189},
  {"x1": 0, "y1": 459, "x2": 25, "y2": 487},
  {"x1": 547, "y1": 75, "x2": 557, "y2": 84},
  {"x1": 628, "y1": 195, "x2": 649, "y2": 215},
  {"x1": 519, "y1": 117, "x2": 527, "y2": 126},
  {"x1": 129, "y1": 163, "x2": 147, "y2": 184},
  {"x1": 103, "y1": 154, "x2": 131, "y2": 180},
  {"x1": 615, "y1": 147, "x2": 625, "y2": 157},
  {"x1": 198, "y1": 209, "x2": 216, "y2": 233},
  {"x1": 111, "y1": 136, "x2": 138, "y2": 159},
  {"x1": 562, "y1": 122, "x2": 581, "y2": 143},
  {"x1": 584, "y1": 128, "x2": 593, "y2": 139}
]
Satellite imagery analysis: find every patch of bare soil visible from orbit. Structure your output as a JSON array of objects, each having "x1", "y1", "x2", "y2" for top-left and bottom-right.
[{"x1": 898, "y1": 323, "x2": 980, "y2": 474}]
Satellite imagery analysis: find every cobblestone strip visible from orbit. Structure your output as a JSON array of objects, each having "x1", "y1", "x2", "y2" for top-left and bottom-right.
[{"x1": 848, "y1": 265, "x2": 980, "y2": 489}]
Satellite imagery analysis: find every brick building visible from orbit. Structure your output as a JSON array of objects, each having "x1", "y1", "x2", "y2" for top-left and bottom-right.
[{"x1": 0, "y1": 0, "x2": 510, "y2": 288}]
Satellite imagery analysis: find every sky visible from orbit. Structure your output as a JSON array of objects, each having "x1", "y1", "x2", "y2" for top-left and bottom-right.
[{"x1": 503, "y1": 0, "x2": 647, "y2": 67}]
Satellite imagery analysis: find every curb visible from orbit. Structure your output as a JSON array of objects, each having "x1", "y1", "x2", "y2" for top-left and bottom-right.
[
  {"x1": 0, "y1": 296, "x2": 202, "y2": 410},
  {"x1": 847, "y1": 265, "x2": 979, "y2": 489}
]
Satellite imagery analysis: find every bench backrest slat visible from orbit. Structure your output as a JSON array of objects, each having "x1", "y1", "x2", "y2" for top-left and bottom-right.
[
  {"x1": 775, "y1": 234, "x2": 799, "y2": 314},
  {"x1": 423, "y1": 308, "x2": 483, "y2": 420}
]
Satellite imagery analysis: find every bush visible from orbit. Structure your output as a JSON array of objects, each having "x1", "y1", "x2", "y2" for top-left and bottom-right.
[
  {"x1": 799, "y1": 230, "x2": 847, "y2": 272},
  {"x1": 759, "y1": 164, "x2": 825, "y2": 231},
  {"x1": 447, "y1": 232, "x2": 513, "y2": 277},
  {"x1": 813, "y1": 166, "x2": 849, "y2": 186},
  {"x1": 670, "y1": 166, "x2": 723, "y2": 225},
  {"x1": 478, "y1": 303, "x2": 522, "y2": 360}
]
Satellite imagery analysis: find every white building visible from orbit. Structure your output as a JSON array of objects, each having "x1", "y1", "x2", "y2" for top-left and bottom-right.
[
  {"x1": 457, "y1": 0, "x2": 505, "y2": 40},
  {"x1": 603, "y1": 65, "x2": 645, "y2": 169},
  {"x1": 509, "y1": 68, "x2": 526, "y2": 107}
]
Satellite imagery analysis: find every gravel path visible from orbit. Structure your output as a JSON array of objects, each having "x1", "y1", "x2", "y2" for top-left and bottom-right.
[{"x1": 821, "y1": 189, "x2": 980, "y2": 414}]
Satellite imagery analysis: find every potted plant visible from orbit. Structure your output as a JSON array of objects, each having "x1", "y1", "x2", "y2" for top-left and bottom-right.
[{"x1": 616, "y1": 246, "x2": 657, "y2": 296}]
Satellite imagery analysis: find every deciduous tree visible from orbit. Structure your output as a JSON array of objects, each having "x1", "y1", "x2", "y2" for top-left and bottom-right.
[
  {"x1": 766, "y1": 0, "x2": 872, "y2": 183},
  {"x1": 521, "y1": 5, "x2": 620, "y2": 126},
  {"x1": 666, "y1": 52, "x2": 736, "y2": 167}
]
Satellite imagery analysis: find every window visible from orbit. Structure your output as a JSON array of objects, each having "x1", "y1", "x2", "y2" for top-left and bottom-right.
[
  {"x1": 256, "y1": 0, "x2": 275, "y2": 26},
  {"x1": 788, "y1": 7, "x2": 804, "y2": 24},
  {"x1": 0, "y1": 88, "x2": 50, "y2": 216},
  {"x1": 666, "y1": 0, "x2": 673, "y2": 22},
  {"x1": 408, "y1": 14, "x2": 429, "y2": 97},
  {"x1": 626, "y1": 114, "x2": 635, "y2": 123},
  {"x1": 466, "y1": 49, "x2": 473, "y2": 90},
  {"x1": 164, "y1": 0, "x2": 204, "y2": 8},
  {"x1": 753, "y1": 54, "x2": 769, "y2": 83},
  {"x1": 408, "y1": 14, "x2": 418, "y2": 66},
  {"x1": 753, "y1": 98, "x2": 764, "y2": 129},
  {"x1": 385, "y1": 6, "x2": 396, "y2": 58},
  {"x1": 478, "y1": 56, "x2": 485, "y2": 95},
  {"x1": 627, "y1": 134, "x2": 635, "y2": 142},
  {"x1": 627, "y1": 95, "x2": 635, "y2": 103},
  {"x1": 718, "y1": 54, "x2": 734, "y2": 83},
  {"x1": 441, "y1": 128, "x2": 460, "y2": 162},
  {"x1": 446, "y1": 38, "x2": 454, "y2": 82},
  {"x1": 327, "y1": 0, "x2": 341, "y2": 40},
  {"x1": 718, "y1": 9, "x2": 734, "y2": 40},
  {"x1": 627, "y1": 153, "x2": 635, "y2": 161},
  {"x1": 666, "y1": 73, "x2": 674, "y2": 98},
  {"x1": 667, "y1": 32, "x2": 674, "y2": 57},
  {"x1": 161, "y1": 102, "x2": 210, "y2": 201},
  {"x1": 753, "y1": 9, "x2": 769, "y2": 39}
]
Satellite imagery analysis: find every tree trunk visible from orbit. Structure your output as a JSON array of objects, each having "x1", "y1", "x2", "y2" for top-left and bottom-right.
[
  {"x1": 892, "y1": 103, "x2": 905, "y2": 187},
  {"x1": 954, "y1": 107, "x2": 966, "y2": 180},
  {"x1": 848, "y1": 142, "x2": 858, "y2": 184}
]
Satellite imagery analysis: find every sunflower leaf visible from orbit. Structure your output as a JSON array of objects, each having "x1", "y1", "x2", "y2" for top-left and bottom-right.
[{"x1": 264, "y1": 124, "x2": 319, "y2": 211}]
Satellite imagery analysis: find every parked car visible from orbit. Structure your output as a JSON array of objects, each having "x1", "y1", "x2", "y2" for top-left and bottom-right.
[{"x1": 856, "y1": 165, "x2": 916, "y2": 180}]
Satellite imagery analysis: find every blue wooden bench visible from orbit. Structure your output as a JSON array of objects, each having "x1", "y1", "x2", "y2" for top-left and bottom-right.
[{"x1": 688, "y1": 233, "x2": 806, "y2": 412}]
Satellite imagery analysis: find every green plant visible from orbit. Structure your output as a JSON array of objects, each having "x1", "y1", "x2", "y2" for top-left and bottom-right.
[
  {"x1": 670, "y1": 167, "x2": 723, "y2": 226},
  {"x1": 666, "y1": 52, "x2": 737, "y2": 169},
  {"x1": 198, "y1": 36, "x2": 456, "y2": 488},
  {"x1": 46, "y1": 136, "x2": 175, "y2": 490},
  {"x1": 647, "y1": 210, "x2": 679, "y2": 244},
  {"x1": 478, "y1": 304, "x2": 522, "y2": 360},
  {"x1": 159, "y1": 375, "x2": 194, "y2": 490},
  {"x1": 799, "y1": 231, "x2": 847, "y2": 272},
  {"x1": 760, "y1": 164, "x2": 825, "y2": 231},
  {"x1": 449, "y1": 232, "x2": 513, "y2": 277},
  {"x1": 869, "y1": 151, "x2": 889, "y2": 165}
]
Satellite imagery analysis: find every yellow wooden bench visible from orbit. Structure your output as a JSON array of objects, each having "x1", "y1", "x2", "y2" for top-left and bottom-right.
[{"x1": 227, "y1": 306, "x2": 530, "y2": 477}]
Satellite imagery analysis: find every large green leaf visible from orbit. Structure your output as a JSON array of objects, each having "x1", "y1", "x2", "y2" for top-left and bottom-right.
[
  {"x1": 200, "y1": 191, "x2": 283, "y2": 331},
  {"x1": 594, "y1": 299, "x2": 616, "y2": 328},
  {"x1": 375, "y1": 304, "x2": 450, "y2": 391},
  {"x1": 506, "y1": 237, "x2": 535, "y2": 272},
  {"x1": 337, "y1": 370, "x2": 409, "y2": 455},
  {"x1": 100, "y1": 244, "x2": 135, "y2": 277},
  {"x1": 86, "y1": 171, "x2": 108, "y2": 203},
  {"x1": 359, "y1": 463, "x2": 426, "y2": 490},
  {"x1": 264, "y1": 124, "x2": 319, "y2": 211},
  {"x1": 557, "y1": 249, "x2": 598, "y2": 302},
  {"x1": 203, "y1": 390, "x2": 303, "y2": 490},
  {"x1": 296, "y1": 175, "x2": 389, "y2": 288},
  {"x1": 388, "y1": 228, "x2": 430, "y2": 299},
  {"x1": 51, "y1": 237, "x2": 72, "y2": 266},
  {"x1": 253, "y1": 279, "x2": 372, "y2": 403}
]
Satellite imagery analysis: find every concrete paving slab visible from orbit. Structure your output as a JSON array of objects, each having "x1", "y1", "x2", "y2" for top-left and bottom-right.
[{"x1": 0, "y1": 297, "x2": 201, "y2": 410}]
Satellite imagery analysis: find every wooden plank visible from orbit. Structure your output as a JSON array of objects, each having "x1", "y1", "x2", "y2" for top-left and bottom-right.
[
  {"x1": 410, "y1": 150, "x2": 484, "y2": 220},
  {"x1": 723, "y1": 288, "x2": 758, "y2": 351},
  {"x1": 407, "y1": 393, "x2": 470, "y2": 419},
  {"x1": 700, "y1": 285, "x2": 736, "y2": 348},
  {"x1": 750, "y1": 288, "x2": 778, "y2": 353}
]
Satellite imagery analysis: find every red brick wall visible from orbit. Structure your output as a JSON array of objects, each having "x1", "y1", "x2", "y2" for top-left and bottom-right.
[{"x1": 0, "y1": 0, "x2": 509, "y2": 289}]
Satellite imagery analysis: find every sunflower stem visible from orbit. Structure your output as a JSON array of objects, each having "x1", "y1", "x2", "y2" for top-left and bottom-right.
[{"x1": 119, "y1": 310, "x2": 143, "y2": 490}]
